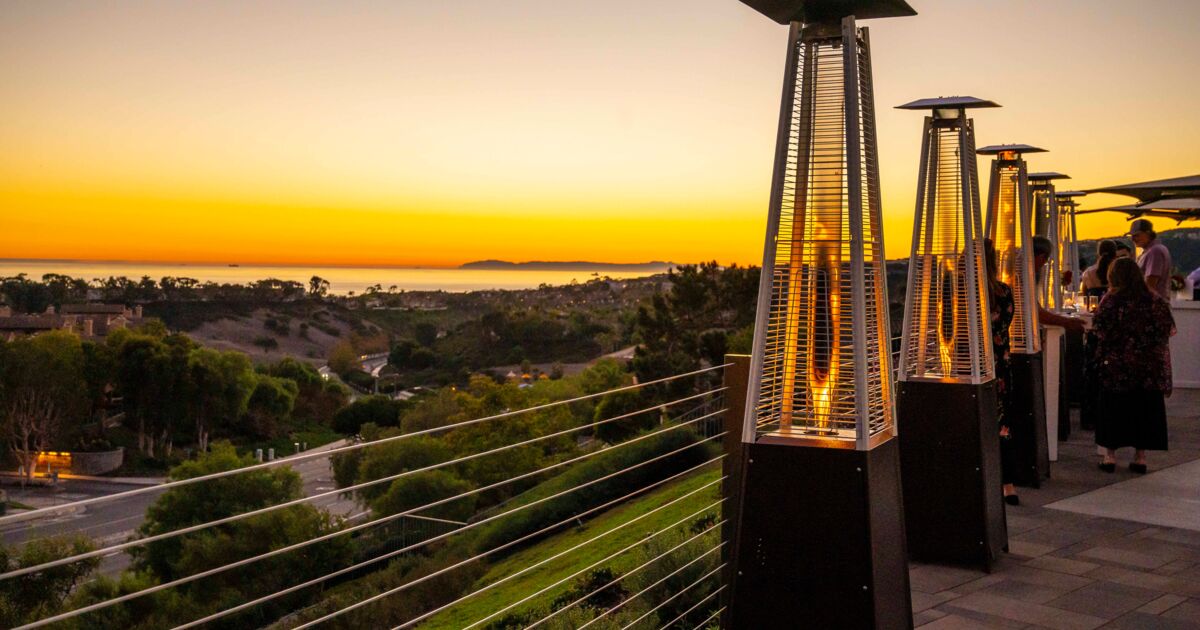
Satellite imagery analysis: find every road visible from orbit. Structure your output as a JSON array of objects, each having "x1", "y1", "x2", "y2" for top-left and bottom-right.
[{"x1": 1, "y1": 442, "x2": 360, "y2": 576}]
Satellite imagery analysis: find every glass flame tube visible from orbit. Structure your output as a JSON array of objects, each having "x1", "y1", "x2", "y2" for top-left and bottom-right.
[
  {"x1": 981, "y1": 145, "x2": 1044, "y2": 354},
  {"x1": 897, "y1": 97, "x2": 996, "y2": 384},
  {"x1": 743, "y1": 15, "x2": 895, "y2": 449}
]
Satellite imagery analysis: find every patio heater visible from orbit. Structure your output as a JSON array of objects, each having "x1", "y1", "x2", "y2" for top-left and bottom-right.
[
  {"x1": 1055, "y1": 191, "x2": 1086, "y2": 296},
  {"x1": 730, "y1": 1, "x2": 914, "y2": 628},
  {"x1": 979, "y1": 144, "x2": 1049, "y2": 487},
  {"x1": 894, "y1": 97, "x2": 1006, "y2": 570},
  {"x1": 1029, "y1": 172, "x2": 1071, "y2": 310}
]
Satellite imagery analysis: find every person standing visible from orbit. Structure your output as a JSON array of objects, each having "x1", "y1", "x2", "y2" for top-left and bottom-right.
[
  {"x1": 1115, "y1": 243, "x2": 1133, "y2": 259},
  {"x1": 1080, "y1": 240, "x2": 1117, "y2": 298},
  {"x1": 984, "y1": 240, "x2": 1019, "y2": 504},
  {"x1": 1032, "y1": 236, "x2": 1085, "y2": 333},
  {"x1": 1093, "y1": 257, "x2": 1175, "y2": 473},
  {"x1": 1128, "y1": 219, "x2": 1173, "y2": 299}
]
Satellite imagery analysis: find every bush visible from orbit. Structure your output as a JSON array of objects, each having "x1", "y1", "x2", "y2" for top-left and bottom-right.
[
  {"x1": 469, "y1": 428, "x2": 715, "y2": 554},
  {"x1": 332, "y1": 395, "x2": 403, "y2": 435},
  {"x1": 253, "y1": 336, "x2": 279, "y2": 352},
  {"x1": 370, "y1": 469, "x2": 476, "y2": 522}
]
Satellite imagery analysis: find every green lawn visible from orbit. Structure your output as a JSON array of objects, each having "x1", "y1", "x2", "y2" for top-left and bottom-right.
[{"x1": 418, "y1": 467, "x2": 722, "y2": 629}]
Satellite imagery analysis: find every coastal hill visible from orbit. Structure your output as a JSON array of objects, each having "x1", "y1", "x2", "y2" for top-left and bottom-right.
[{"x1": 459, "y1": 259, "x2": 675, "y2": 272}]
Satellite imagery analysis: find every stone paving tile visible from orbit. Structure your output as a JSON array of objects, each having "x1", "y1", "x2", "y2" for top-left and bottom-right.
[
  {"x1": 1087, "y1": 565, "x2": 1200, "y2": 598},
  {"x1": 1023, "y1": 555, "x2": 1101, "y2": 576},
  {"x1": 1007, "y1": 540, "x2": 1058, "y2": 559},
  {"x1": 1100, "y1": 611, "x2": 1200, "y2": 629},
  {"x1": 911, "y1": 564, "x2": 990, "y2": 594},
  {"x1": 985, "y1": 578, "x2": 1078, "y2": 605},
  {"x1": 1153, "y1": 559, "x2": 1196, "y2": 576},
  {"x1": 1137, "y1": 594, "x2": 1188, "y2": 615},
  {"x1": 913, "y1": 589, "x2": 961, "y2": 613},
  {"x1": 1075, "y1": 545, "x2": 1174, "y2": 570},
  {"x1": 1046, "y1": 580, "x2": 1162, "y2": 619},
  {"x1": 913, "y1": 608, "x2": 949, "y2": 626},
  {"x1": 1160, "y1": 599, "x2": 1200, "y2": 624},
  {"x1": 919, "y1": 612, "x2": 1023, "y2": 629},
  {"x1": 992, "y1": 565, "x2": 1093, "y2": 591},
  {"x1": 944, "y1": 592, "x2": 1106, "y2": 630},
  {"x1": 908, "y1": 404, "x2": 1200, "y2": 629}
]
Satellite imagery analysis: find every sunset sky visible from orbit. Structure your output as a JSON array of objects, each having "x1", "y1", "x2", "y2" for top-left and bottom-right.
[{"x1": 3, "y1": 0, "x2": 1199, "y2": 267}]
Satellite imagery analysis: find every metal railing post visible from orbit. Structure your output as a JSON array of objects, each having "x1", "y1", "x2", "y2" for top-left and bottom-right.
[{"x1": 721, "y1": 354, "x2": 750, "y2": 629}]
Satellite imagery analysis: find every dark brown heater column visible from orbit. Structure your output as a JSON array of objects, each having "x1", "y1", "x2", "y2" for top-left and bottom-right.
[
  {"x1": 894, "y1": 96, "x2": 1006, "y2": 571},
  {"x1": 981, "y1": 144, "x2": 1049, "y2": 487},
  {"x1": 728, "y1": 2, "x2": 915, "y2": 628}
]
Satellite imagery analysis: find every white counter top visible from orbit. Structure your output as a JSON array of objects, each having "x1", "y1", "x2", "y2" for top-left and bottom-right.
[{"x1": 1170, "y1": 301, "x2": 1200, "y2": 389}]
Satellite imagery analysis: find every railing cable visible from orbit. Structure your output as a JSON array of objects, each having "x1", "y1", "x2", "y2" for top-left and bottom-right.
[
  {"x1": 654, "y1": 584, "x2": 724, "y2": 630},
  {"x1": 292, "y1": 469, "x2": 727, "y2": 630},
  {"x1": 168, "y1": 424, "x2": 726, "y2": 630},
  {"x1": 1, "y1": 391, "x2": 724, "y2": 582},
  {"x1": 19, "y1": 434, "x2": 726, "y2": 630},
  {"x1": 0, "y1": 364, "x2": 729, "y2": 526}
]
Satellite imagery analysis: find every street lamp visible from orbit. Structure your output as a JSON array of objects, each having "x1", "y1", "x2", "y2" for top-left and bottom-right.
[
  {"x1": 979, "y1": 143, "x2": 1049, "y2": 486},
  {"x1": 895, "y1": 96, "x2": 1006, "y2": 569},
  {"x1": 731, "y1": 1, "x2": 914, "y2": 627}
]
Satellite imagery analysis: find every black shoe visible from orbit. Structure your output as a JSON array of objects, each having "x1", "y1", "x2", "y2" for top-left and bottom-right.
[
  {"x1": 1129, "y1": 463, "x2": 1148, "y2": 474},
  {"x1": 1099, "y1": 462, "x2": 1116, "y2": 473},
  {"x1": 1004, "y1": 494, "x2": 1020, "y2": 506}
]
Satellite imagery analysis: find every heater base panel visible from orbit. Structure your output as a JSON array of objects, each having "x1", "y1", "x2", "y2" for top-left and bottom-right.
[
  {"x1": 730, "y1": 437, "x2": 912, "y2": 630},
  {"x1": 1009, "y1": 352, "x2": 1050, "y2": 487},
  {"x1": 897, "y1": 379, "x2": 1007, "y2": 570}
]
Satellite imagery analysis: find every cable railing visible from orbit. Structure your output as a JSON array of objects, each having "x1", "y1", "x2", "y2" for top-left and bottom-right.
[{"x1": 9, "y1": 364, "x2": 731, "y2": 630}]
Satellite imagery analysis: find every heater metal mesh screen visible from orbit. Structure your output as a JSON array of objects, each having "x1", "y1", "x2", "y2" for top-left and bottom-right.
[
  {"x1": 1059, "y1": 201, "x2": 1081, "y2": 294},
  {"x1": 986, "y1": 163, "x2": 1041, "y2": 354},
  {"x1": 899, "y1": 120, "x2": 994, "y2": 383},
  {"x1": 1033, "y1": 186, "x2": 1062, "y2": 311},
  {"x1": 752, "y1": 25, "x2": 893, "y2": 444}
]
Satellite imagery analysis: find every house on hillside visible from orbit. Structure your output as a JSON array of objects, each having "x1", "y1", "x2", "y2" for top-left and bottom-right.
[{"x1": 0, "y1": 303, "x2": 144, "y2": 341}]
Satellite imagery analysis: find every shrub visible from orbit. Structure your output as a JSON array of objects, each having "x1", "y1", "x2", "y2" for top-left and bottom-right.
[{"x1": 469, "y1": 428, "x2": 715, "y2": 554}]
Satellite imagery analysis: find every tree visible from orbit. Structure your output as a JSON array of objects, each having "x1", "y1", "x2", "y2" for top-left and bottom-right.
[
  {"x1": 109, "y1": 330, "x2": 190, "y2": 457},
  {"x1": 185, "y1": 349, "x2": 255, "y2": 452},
  {"x1": 388, "y1": 339, "x2": 419, "y2": 369},
  {"x1": 370, "y1": 470, "x2": 475, "y2": 523},
  {"x1": 327, "y1": 341, "x2": 359, "y2": 377},
  {"x1": 129, "y1": 444, "x2": 350, "y2": 626},
  {"x1": 252, "y1": 336, "x2": 279, "y2": 352},
  {"x1": 593, "y1": 389, "x2": 654, "y2": 443},
  {"x1": 262, "y1": 358, "x2": 349, "y2": 424},
  {"x1": 331, "y1": 395, "x2": 403, "y2": 435},
  {"x1": 413, "y1": 322, "x2": 439, "y2": 348},
  {"x1": 0, "y1": 534, "x2": 99, "y2": 625},
  {"x1": 0, "y1": 331, "x2": 87, "y2": 482},
  {"x1": 308, "y1": 275, "x2": 330, "y2": 298},
  {"x1": 243, "y1": 374, "x2": 298, "y2": 438}
]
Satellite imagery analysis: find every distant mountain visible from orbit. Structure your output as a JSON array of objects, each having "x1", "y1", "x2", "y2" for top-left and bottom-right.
[{"x1": 459, "y1": 260, "x2": 676, "y2": 272}]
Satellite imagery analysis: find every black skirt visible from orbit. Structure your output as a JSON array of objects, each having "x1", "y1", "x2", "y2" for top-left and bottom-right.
[{"x1": 1095, "y1": 389, "x2": 1169, "y2": 451}]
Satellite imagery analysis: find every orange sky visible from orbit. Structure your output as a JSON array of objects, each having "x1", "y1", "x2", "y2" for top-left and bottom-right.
[{"x1": 3, "y1": 0, "x2": 1198, "y2": 267}]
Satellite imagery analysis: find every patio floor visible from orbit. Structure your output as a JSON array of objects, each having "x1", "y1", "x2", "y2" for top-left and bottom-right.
[{"x1": 910, "y1": 388, "x2": 1200, "y2": 629}]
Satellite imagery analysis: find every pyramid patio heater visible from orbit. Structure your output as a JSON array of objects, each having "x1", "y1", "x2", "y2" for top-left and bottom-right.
[
  {"x1": 894, "y1": 97, "x2": 1006, "y2": 570},
  {"x1": 1029, "y1": 172, "x2": 1072, "y2": 311},
  {"x1": 730, "y1": 1, "x2": 914, "y2": 627},
  {"x1": 1055, "y1": 190, "x2": 1086, "y2": 297},
  {"x1": 980, "y1": 144, "x2": 1049, "y2": 487}
]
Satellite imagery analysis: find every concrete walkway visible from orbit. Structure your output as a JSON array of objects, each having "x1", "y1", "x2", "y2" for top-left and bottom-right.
[{"x1": 911, "y1": 389, "x2": 1200, "y2": 629}]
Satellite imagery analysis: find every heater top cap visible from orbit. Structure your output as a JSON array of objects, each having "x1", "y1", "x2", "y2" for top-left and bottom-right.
[
  {"x1": 1056, "y1": 190, "x2": 1088, "y2": 198},
  {"x1": 1028, "y1": 172, "x2": 1071, "y2": 181},
  {"x1": 896, "y1": 96, "x2": 999, "y2": 110},
  {"x1": 976, "y1": 144, "x2": 1046, "y2": 156},
  {"x1": 739, "y1": 0, "x2": 916, "y2": 24}
]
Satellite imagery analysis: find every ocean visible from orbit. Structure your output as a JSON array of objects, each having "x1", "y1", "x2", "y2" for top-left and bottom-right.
[{"x1": 0, "y1": 261, "x2": 664, "y2": 295}]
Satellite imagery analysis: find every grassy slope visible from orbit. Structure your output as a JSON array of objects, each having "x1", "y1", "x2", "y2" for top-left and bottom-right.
[{"x1": 418, "y1": 467, "x2": 722, "y2": 629}]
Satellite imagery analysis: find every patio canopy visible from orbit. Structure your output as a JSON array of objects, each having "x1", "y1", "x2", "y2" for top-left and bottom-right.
[{"x1": 1075, "y1": 197, "x2": 1200, "y2": 223}]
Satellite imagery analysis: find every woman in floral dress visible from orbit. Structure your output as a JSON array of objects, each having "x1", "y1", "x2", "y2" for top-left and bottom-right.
[
  {"x1": 985, "y1": 240, "x2": 1019, "y2": 505},
  {"x1": 1093, "y1": 257, "x2": 1175, "y2": 473}
]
